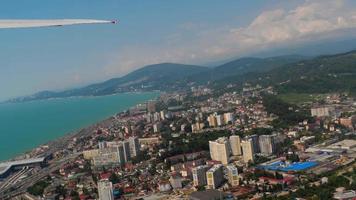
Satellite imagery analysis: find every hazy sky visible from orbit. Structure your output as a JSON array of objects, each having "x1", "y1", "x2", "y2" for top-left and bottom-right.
[{"x1": 1, "y1": 0, "x2": 356, "y2": 100}]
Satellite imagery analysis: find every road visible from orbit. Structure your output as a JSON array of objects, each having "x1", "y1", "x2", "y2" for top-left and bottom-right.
[{"x1": 0, "y1": 153, "x2": 80, "y2": 200}]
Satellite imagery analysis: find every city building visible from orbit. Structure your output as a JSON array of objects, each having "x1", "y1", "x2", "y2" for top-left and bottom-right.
[
  {"x1": 105, "y1": 141, "x2": 131, "y2": 163},
  {"x1": 153, "y1": 112, "x2": 161, "y2": 122},
  {"x1": 169, "y1": 173, "x2": 183, "y2": 189},
  {"x1": 229, "y1": 135, "x2": 242, "y2": 156},
  {"x1": 121, "y1": 140, "x2": 131, "y2": 163},
  {"x1": 0, "y1": 157, "x2": 47, "y2": 179},
  {"x1": 128, "y1": 136, "x2": 140, "y2": 157},
  {"x1": 92, "y1": 146, "x2": 126, "y2": 167},
  {"x1": 209, "y1": 137, "x2": 230, "y2": 165},
  {"x1": 206, "y1": 164, "x2": 224, "y2": 189},
  {"x1": 340, "y1": 117, "x2": 355, "y2": 129},
  {"x1": 311, "y1": 106, "x2": 336, "y2": 117},
  {"x1": 83, "y1": 149, "x2": 99, "y2": 160},
  {"x1": 192, "y1": 165, "x2": 210, "y2": 187},
  {"x1": 208, "y1": 115, "x2": 218, "y2": 127},
  {"x1": 224, "y1": 112, "x2": 234, "y2": 124},
  {"x1": 158, "y1": 180, "x2": 172, "y2": 192},
  {"x1": 153, "y1": 123, "x2": 162, "y2": 133},
  {"x1": 98, "y1": 180, "x2": 114, "y2": 200},
  {"x1": 226, "y1": 164, "x2": 239, "y2": 186},
  {"x1": 333, "y1": 190, "x2": 356, "y2": 200},
  {"x1": 192, "y1": 122, "x2": 205, "y2": 133},
  {"x1": 160, "y1": 110, "x2": 167, "y2": 120},
  {"x1": 241, "y1": 139, "x2": 255, "y2": 163},
  {"x1": 249, "y1": 134, "x2": 260, "y2": 153},
  {"x1": 216, "y1": 115, "x2": 224, "y2": 126},
  {"x1": 147, "y1": 100, "x2": 157, "y2": 113},
  {"x1": 259, "y1": 134, "x2": 276, "y2": 155}
]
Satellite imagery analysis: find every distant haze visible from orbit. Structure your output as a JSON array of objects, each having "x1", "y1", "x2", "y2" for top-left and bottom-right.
[{"x1": 1, "y1": 0, "x2": 356, "y2": 100}]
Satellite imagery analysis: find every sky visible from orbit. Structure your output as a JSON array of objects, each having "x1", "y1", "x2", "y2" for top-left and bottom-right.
[{"x1": 1, "y1": 0, "x2": 356, "y2": 100}]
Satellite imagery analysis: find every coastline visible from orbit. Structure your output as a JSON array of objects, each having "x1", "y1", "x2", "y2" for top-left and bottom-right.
[
  {"x1": 0, "y1": 92, "x2": 159, "y2": 162},
  {"x1": 1, "y1": 90, "x2": 161, "y2": 104}
]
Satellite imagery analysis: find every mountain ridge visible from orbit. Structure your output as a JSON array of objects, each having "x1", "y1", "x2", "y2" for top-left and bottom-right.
[{"x1": 6, "y1": 55, "x2": 309, "y2": 103}]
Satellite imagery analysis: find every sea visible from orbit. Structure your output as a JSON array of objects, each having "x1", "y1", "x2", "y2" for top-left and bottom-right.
[{"x1": 0, "y1": 92, "x2": 158, "y2": 161}]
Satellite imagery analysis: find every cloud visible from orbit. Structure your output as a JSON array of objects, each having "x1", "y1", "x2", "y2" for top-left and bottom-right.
[
  {"x1": 235, "y1": 0, "x2": 356, "y2": 45},
  {"x1": 105, "y1": 0, "x2": 356, "y2": 76}
]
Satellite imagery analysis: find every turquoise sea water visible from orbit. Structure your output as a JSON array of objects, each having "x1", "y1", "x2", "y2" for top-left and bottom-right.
[{"x1": 0, "y1": 92, "x2": 158, "y2": 161}]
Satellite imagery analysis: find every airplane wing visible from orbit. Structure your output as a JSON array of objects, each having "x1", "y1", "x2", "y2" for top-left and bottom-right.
[{"x1": 0, "y1": 19, "x2": 117, "y2": 29}]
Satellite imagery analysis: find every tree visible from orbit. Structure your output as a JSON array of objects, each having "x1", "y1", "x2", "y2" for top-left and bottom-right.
[
  {"x1": 196, "y1": 185, "x2": 206, "y2": 191},
  {"x1": 27, "y1": 180, "x2": 49, "y2": 196},
  {"x1": 109, "y1": 173, "x2": 120, "y2": 184}
]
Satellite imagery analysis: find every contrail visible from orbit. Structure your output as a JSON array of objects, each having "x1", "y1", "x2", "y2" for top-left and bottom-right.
[{"x1": 0, "y1": 19, "x2": 117, "y2": 29}]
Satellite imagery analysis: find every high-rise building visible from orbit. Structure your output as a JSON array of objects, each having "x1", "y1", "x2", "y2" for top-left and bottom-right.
[
  {"x1": 105, "y1": 141, "x2": 130, "y2": 163},
  {"x1": 98, "y1": 141, "x2": 107, "y2": 149},
  {"x1": 259, "y1": 134, "x2": 276, "y2": 155},
  {"x1": 229, "y1": 135, "x2": 242, "y2": 156},
  {"x1": 224, "y1": 112, "x2": 234, "y2": 124},
  {"x1": 92, "y1": 145, "x2": 126, "y2": 167},
  {"x1": 145, "y1": 113, "x2": 153, "y2": 123},
  {"x1": 98, "y1": 180, "x2": 114, "y2": 200},
  {"x1": 153, "y1": 112, "x2": 161, "y2": 122},
  {"x1": 226, "y1": 165, "x2": 239, "y2": 186},
  {"x1": 209, "y1": 137, "x2": 230, "y2": 165},
  {"x1": 124, "y1": 126, "x2": 132, "y2": 134},
  {"x1": 216, "y1": 115, "x2": 224, "y2": 126},
  {"x1": 147, "y1": 100, "x2": 157, "y2": 113},
  {"x1": 169, "y1": 173, "x2": 183, "y2": 189},
  {"x1": 191, "y1": 122, "x2": 205, "y2": 133},
  {"x1": 192, "y1": 165, "x2": 210, "y2": 186},
  {"x1": 208, "y1": 115, "x2": 218, "y2": 127},
  {"x1": 241, "y1": 139, "x2": 255, "y2": 163},
  {"x1": 122, "y1": 140, "x2": 131, "y2": 162},
  {"x1": 248, "y1": 134, "x2": 260, "y2": 153},
  {"x1": 160, "y1": 110, "x2": 167, "y2": 120},
  {"x1": 128, "y1": 136, "x2": 140, "y2": 157},
  {"x1": 153, "y1": 123, "x2": 161, "y2": 133},
  {"x1": 206, "y1": 164, "x2": 224, "y2": 189},
  {"x1": 311, "y1": 106, "x2": 335, "y2": 117}
]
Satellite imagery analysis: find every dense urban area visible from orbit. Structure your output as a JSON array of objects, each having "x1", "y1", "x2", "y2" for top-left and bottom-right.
[{"x1": 1, "y1": 82, "x2": 356, "y2": 200}]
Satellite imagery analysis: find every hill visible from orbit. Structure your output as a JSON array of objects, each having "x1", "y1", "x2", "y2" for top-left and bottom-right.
[
  {"x1": 212, "y1": 55, "x2": 306, "y2": 79},
  {"x1": 215, "y1": 50, "x2": 356, "y2": 96},
  {"x1": 8, "y1": 54, "x2": 308, "y2": 102},
  {"x1": 272, "y1": 50, "x2": 356, "y2": 95},
  {"x1": 180, "y1": 55, "x2": 307, "y2": 84},
  {"x1": 7, "y1": 63, "x2": 208, "y2": 102}
]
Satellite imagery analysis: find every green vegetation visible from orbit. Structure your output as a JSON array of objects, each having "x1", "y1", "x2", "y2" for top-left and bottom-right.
[
  {"x1": 282, "y1": 166, "x2": 356, "y2": 199},
  {"x1": 263, "y1": 95, "x2": 310, "y2": 128},
  {"x1": 290, "y1": 175, "x2": 349, "y2": 199},
  {"x1": 27, "y1": 180, "x2": 50, "y2": 196},
  {"x1": 246, "y1": 128, "x2": 273, "y2": 136},
  {"x1": 214, "y1": 50, "x2": 356, "y2": 98},
  {"x1": 109, "y1": 173, "x2": 120, "y2": 184},
  {"x1": 163, "y1": 130, "x2": 231, "y2": 157},
  {"x1": 272, "y1": 51, "x2": 356, "y2": 96},
  {"x1": 277, "y1": 93, "x2": 325, "y2": 105}
]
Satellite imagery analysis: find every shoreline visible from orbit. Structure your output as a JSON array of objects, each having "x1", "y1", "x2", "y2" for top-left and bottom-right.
[
  {"x1": 0, "y1": 92, "x2": 160, "y2": 163},
  {"x1": 2, "y1": 90, "x2": 161, "y2": 104}
]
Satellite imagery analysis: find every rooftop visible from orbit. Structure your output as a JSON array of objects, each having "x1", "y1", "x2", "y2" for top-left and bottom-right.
[
  {"x1": 328, "y1": 140, "x2": 356, "y2": 150},
  {"x1": 259, "y1": 161, "x2": 318, "y2": 172},
  {"x1": 207, "y1": 164, "x2": 222, "y2": 172},
  {"x1": 0, "y1": 157, "x2": 45, "y2": 175}
]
